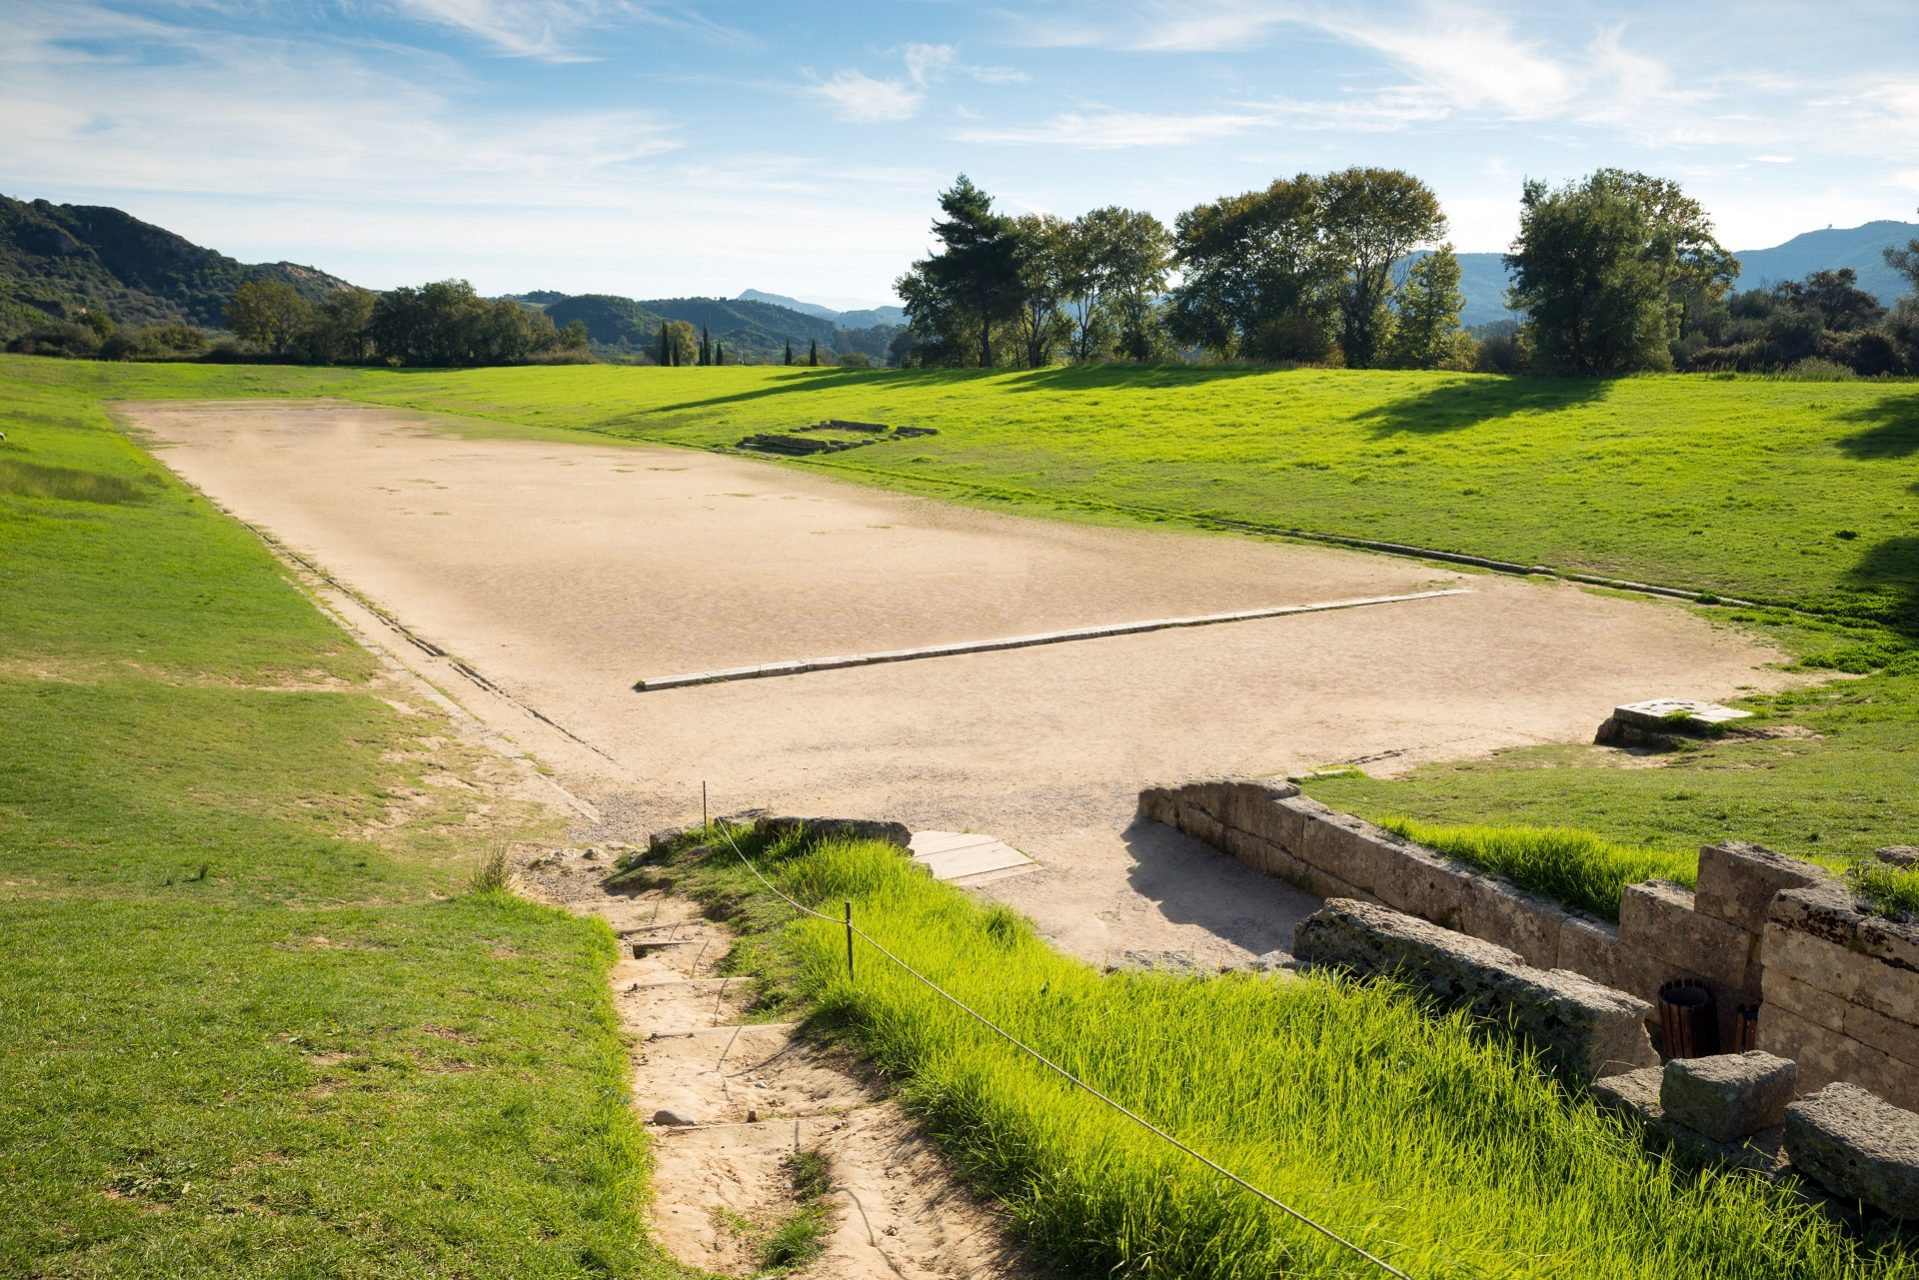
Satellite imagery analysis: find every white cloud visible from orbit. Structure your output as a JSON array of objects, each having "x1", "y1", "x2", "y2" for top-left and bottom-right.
[
  {"x1": 955, "y1": 109, "x2": 1270, "y2": 149},
  {"x1": 808, "y1": 69, "x2": 924, "y2": 123},
  {"x1": 1327, "y1": 11, "x2": 1574, "y2": 118},
  {"x1": 902, "y1": 41, "x2": 956, "y2": 86},
  {"x1": 384, "y1": 0, "x2": 746, "y2": 61},
  {"x1": 1008, "y1": 0, "x2": 1300, "y2": 53}
]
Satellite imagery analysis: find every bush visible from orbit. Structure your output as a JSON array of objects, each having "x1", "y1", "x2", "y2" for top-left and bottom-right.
[
  {"x1": 6, "y1": 322, "x2": 101, "y2": 358},
  {"x1": 1783, "y1": 356, "x2": 1856, "y2": 381},
  {"x1": 97, "y1": 331, "x2": 140, "y2": 361},
  {"x1": 1821, "y1": 328, "x2": 1905, "y2": 377}
]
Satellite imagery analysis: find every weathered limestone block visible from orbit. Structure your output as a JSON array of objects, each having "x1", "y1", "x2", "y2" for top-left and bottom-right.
[
  {"x1": 1695, "y1": 841, "x2": 1831, "y2": 933},
  {"x1": 1368, "y1": 841, "x2": 1475, "y2": 931},
  {"x1": 1223, "y1": 781, "x2": 1302, "y2": 847},
  {"x1": 1769, "y1": 883, "x2": 1919, "y2": 1025},
  {"x1": 1785, "y1": 1083, "x2": 1919, "y2": 1219},
  {"x1": 1592, "y1": 1065, "x2": 1788, "y2": 1173},
  {"x1": 1761, "y1": 970, "x2": 1844, "y2": 1031},
  {"x1": 1620, "y1": 880, "x2": 1760, "y2": 992},
  {"x1": 755, "y1": 816, "x2": 911, "y2": 848},
  {"x1": 1556, "y1": 915, "x2": 1621, "y2": 990},
  {"x1": 1874, "y1": 846, "x2": 1919, "y2": 868},
  {"x1": 1293, "y1": 899, "x2": 1656, "y2": 1081},
  {"x1": 1459, "y1": 874, "x2": 1568, "y2": 970},
  {"x1": 1660, "y1": 1052, "x2": 1797, "y2": 1143}
]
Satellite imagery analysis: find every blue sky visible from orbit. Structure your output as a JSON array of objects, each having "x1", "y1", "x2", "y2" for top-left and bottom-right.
[{"x1": 5, "y1": 0, "x2": 1917, "y2": 305}]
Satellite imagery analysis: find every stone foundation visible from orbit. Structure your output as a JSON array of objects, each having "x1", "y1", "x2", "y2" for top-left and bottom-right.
[{"x1": 1143, "y1": 778, "x2": 1919, "y2": 1108}]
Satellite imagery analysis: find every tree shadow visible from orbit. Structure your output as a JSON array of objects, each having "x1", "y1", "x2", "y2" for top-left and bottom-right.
[
  {"x1": 1352, "y1": 375, "x2": 1613, "y2": 435},
  {"x1": 1842, "y1": 536, "x2": 1919, "y2": 640},
  {"x1": 997, "y1": 362, "x2": 1308, "y2": 393},
  {"x1": 1835, "y1": 393, "x2": 1919, "y2": 459},
  {"x1": 646, "y1": 367, "x2": 897, "y2": 413}
]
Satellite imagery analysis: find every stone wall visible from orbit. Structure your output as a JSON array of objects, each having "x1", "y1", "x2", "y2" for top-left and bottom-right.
[{"x1": 1142, "y1": 778, "x2": 1919, "y2": 1107}]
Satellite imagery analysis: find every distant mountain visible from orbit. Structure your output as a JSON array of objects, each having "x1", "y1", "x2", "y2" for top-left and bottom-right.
[
  {"x1": 0, "y1": 193, "x2": 356, "y2": 338},
  {"x1": 737, "y1": 288, "x2": 907, "y2": 330},
  {"x1": 542, "y1": 294, "x2": 666, "y2": 348},
  {"x1": 536, "y1": 290, "x2": 901, "y2": 363},
  {"x1": 1728, "y1": 221, "x2": 1917, "y2": 303},
  {"x1": 1430, "y1": 220, "x2": 1919, "y2": 330}
]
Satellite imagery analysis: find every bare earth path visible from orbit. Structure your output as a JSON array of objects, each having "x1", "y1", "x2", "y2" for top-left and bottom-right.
[{"x1": 125, "y1": 399, "x2": 1795, "y2": 966}]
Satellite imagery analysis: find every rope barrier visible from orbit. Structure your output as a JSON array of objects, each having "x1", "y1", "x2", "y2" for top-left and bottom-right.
[{"x1": 712, "y1": 820, "x2": 1415, "y2": 1280}]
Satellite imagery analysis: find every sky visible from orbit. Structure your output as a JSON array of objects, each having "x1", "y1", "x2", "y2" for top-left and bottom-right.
[{"x1": 5, "y1": 0, "x2": 1919, "y2": 306}]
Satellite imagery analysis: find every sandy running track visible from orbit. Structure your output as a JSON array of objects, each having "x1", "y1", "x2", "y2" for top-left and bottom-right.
[{"x1": 124, "y1": 399, "x2": 1793, "y2": 965}]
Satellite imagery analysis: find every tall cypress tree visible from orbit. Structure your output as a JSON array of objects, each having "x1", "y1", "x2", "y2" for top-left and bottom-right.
[
  {"x1": 715, "y1": 341, "x2": 724, "y2": 365},
  {"x1": 657, "y1": 322, "x2": 669, "y2": 366},
  {"x1": 808, "y1": 338, "x2": 818, "y2": 366},
  {"x1": 700, "y1": 326, "x2": 711, "y2": 366},
  {"x1": 783, "y1": 341, "x2": 793, "y2": 365}
]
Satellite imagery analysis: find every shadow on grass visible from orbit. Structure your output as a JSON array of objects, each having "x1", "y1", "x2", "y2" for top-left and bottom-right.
[
  {"x1": 996, "y1": 362, "x2": 1301, "y2": 393},
  {"x1": 1353, "y1": 375, "x2": 1612, "y2": 435},
  {"x1": 1842, "y1": 535, "x2": 1919, "y2": 640},
  {"x1": 646, "y1": 367, "x2": 893, "y2": 413},
  {"x1": 1836, "y1": 393, "x2": 1919, "y2": 459}
]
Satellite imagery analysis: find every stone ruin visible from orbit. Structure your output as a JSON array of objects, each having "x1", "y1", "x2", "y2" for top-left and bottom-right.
[{"x1": 1146, "y1": 777, "x2": 1919, "y2": 1221}]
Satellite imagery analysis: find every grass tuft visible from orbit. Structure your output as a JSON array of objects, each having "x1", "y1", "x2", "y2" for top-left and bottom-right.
[
  {"x1": 467, "y1": 842, "x2": 517, "y2": 895},
  {"x1": 1849, "y1": 861, "x2": 1919, "y2": 921},
  {"x1": 1378, "y1": 817, "x2": 1697, "y2": 920}
]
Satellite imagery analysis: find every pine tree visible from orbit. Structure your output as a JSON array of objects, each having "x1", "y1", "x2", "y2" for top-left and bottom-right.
[
  {"x1": 808, "y1": 338, "x2": 818, "y2": 366},
  {"x1": 783, "y1": 341, "x2": 793, "y2": 365}
]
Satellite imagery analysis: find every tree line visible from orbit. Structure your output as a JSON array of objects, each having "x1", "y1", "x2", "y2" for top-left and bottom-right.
[
  {"x1": 898, "y1": 170, "x2": 1919, "y2": 378},
  {"x1": 225, "y1": 278, "x2": 589, "y2": 367}
]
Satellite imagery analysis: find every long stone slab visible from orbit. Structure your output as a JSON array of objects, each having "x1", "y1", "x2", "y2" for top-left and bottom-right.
[
  {"x1": 1785, "y1": 1083, "x2": 1919, "y2": 1219},
  {"x1": 1293, "y1": 898, "x2": 1657, "y2": 1082},
  {"x1": 631, "y1": 588, "x2": 1471, "y2": 690},
  {"x1": 909, "y1": 830, "x2": 1035, "y2": 883}
]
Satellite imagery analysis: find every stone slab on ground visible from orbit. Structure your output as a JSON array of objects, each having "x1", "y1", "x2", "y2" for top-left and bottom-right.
[
  {"x1": 1612, "y1": 698, "x2": 1754, "y2": 731},
  {"x1": 758, "y1": 816, "x2": 913, "y2": 849},
  {"x1": 909, "y1": 831, "x2": 1036, "y2": 883},
  {"x1": 1660, "y1": 1052, "x2": 1797, "y2": 1143},
  {"x1": 1292, "y1": 898, "x2": 1656, "y2": 1082},
  {"x1": 1785, "y1": 1083, "x2": 1919, "y2": 1219}
]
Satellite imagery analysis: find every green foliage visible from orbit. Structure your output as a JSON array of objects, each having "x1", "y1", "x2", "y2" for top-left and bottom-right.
[
  {"x1": 1849, "y1": 862, "x2": 1919, "y2": 920},
  {"x1": 898, "y1": 174, "x2": 1026, "y2": 367},
  {"x1": 1508, "y1": 176, "x2": 1678, "y2": 374},
  {"x1": 664, "y1": 827, "x2": 1911, "y2": 1280},
  {"x1": 1384, "y1": 245, "x2": 1469, "y2": 369},
  {"x1": 1377, "y1": 818, "x2": 1698, "y2": 920},
  {"x1": 1168, "y1": 173, "x2": 1334, "y2": 361},
  {"x1": 1063, "y1": 205, "x2": 1172, "y2": 362},
  {"x1": 1320, "y1": 166, "x2": 1447, "y2": 368},
  {"x1": 0, "y1": 362, "x2": 675, "y2": 1276}
]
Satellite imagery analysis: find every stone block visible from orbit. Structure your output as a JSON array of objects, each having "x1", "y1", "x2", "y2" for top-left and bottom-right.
[
  {"x1": 1293, "y1": 899, "x2": 1656, "y2": 1082},
  {"x1": 1695, "y1": 841, "x2": 1831, "y2": 933},
  {"x1": 1762, "y1": 923, "x2": 1864, "y2": 1004},
  {"x1": 1292, "y1": 803, "x2": 1388, "y2": 889},
  {"x1": 1369, "y1": 843, "x2": 1475, "y2": 931},
  {"x1": 1785, "y1": 1083, "x2": 1919, "y2": 1219},
  {"x1": 1660, "y1": 1052, "x2": 1797, "y2": 1143},
  {"x1": 1136, "y1": 785, "x2": 1177, "y2": 827},
  {"x1": 1842, "y1": 1003, "x2": 1919, "y2": 1087},
  {"x1": 1757, "y1": 1003, "x2": 1858, "y2": 1093},
  {"x1": 1619, "y1": 880, "x2": 1760, "y2": 996},
  {"x1": 1876, "y1": 846, "x2": 1919, "y2": 868},
  {"x1": 1761, "y1": 969, "x2": 1845, "y2": 1031},
  {"x1": 1771, "y1": 884, "x2": 1919, "y2": 1024},
  {"x1": 1221, "y1": 781, "x2": 1301, "y2": 847},
  {"x1": 1177, "y1": 803, "x2": 1227, "y2": 853},
  {"x1": 1611, "y1": 698, "x2": 1752, "y2": 733},
  {"x1": 1459, "y1": 875, "x2": 1568, "y2": 970},
  {"x1": 1593, "y1": 1065, "x2": 1789, "y2": 1174},
  {"x1": 1556, "y1": 915, "x2": 1621, "y2": 990}
]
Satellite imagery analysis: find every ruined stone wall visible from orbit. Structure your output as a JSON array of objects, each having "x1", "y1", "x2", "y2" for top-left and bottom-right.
[{"x1": 1141, "y1": 779, "x2": 1919, "y2": 1107}]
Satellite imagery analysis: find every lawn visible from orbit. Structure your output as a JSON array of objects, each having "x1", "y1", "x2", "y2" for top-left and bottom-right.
[
  {"x1": 640, "y1": 823, "x2": 1915, "y2": 1280},
  {"x1": 7, "y1": 356, "x2": 1919, "y2": 625},
  {"x1": 0, "y1": 363, "x2": 678, "y2": 1274}
]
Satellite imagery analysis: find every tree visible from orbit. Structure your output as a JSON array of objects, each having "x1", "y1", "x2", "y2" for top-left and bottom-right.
[
  {"x1": 661, "y1": 320, "x2": 697, "y2": 366},
  {"x1": 1319, "y1": 167, "x2": 1446, "y2": 368},
  {"x1": 559, "y1": 319, "x2": 589, "y2": 353},
  {"x1": 897, "y1": 175, "x2": 1024, "y2": 367},
  {"x1": 1010, "y1": 213, "x2": 1073, "y2": 368},
  {"x1": 226, "y1": 279, "x2": 310, "y2": 357},
  {"x1": 699, "y1": 325, "x2": 711, "y2": 366},
  {"x1": 783, "y1": 340, "x2": 794, "y2": 365},
  {"x1": 808, "y1": 338, "x2": 819, "y2": 366},
  {"x1": 1505, "y1": 172, "x2": 1733, "y2": 375},
  {"x1": 714, "y1": 340, "x2": 724, "y2": 366},
  {"x1": 1064, "y1": 206, "x2": 1171, "y2": 362},
  {"x1": 1168, "y1": 175, "x2": 1334, "y2": 361},
  {"x1": 1383, "y1": 246, "x2": 1468, "y2": 369},
  {"x1": 658, "y1": 322, "x2": 671, "y2": 366}
]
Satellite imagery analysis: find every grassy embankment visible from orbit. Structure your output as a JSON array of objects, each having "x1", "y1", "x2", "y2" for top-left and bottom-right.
[
  {"x1": 0, "y1": 367, "x2": 677, "y2": 1272},
  {"x1": 639, "y1": 822, "x2": 1916, "y2": 1280}
]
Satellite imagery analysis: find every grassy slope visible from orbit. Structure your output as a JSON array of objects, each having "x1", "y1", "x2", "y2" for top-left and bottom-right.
[
  {"x1": 0, "y1": 367, "x2": 672, "y2": 1274},
  {"x1": 648, "y1": 825, "x2": 1914, "y2": 1280}
]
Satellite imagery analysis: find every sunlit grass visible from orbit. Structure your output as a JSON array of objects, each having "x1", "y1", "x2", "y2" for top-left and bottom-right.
[
  {"x1": 657, "y1": 824, "x2": 1914, "y2": 1280},
  {"x1": 1377, "y1": 817, "x2": 1699, "y2": 920}
]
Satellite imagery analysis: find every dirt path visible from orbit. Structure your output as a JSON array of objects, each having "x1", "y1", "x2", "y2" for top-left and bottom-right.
[
  {"x1": 523, "y1": 845, "x2": 1036, "y2": 1280},
  {"x1": 122, "y1": 398, "x2": 1800, "y2": 967}
]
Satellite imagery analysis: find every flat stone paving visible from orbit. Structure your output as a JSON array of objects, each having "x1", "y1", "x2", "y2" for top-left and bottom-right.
[{"x1": 909, "y1": 831, "x2": 1036, "y2": 884}]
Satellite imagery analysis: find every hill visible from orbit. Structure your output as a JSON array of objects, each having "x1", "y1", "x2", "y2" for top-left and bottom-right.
[
  {"x1": 540, "y1": 290, "x2": 902, "y2": 363},
  {"x1": 737, "y1": 288, "x2": 906, "y2": 329},
  {"x1": 0, "y1": 193, "x2": 356, "y2": 338}
]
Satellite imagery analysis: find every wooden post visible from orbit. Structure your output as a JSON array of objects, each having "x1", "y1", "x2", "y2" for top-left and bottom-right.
[{"x1": 844, "y1": 901, "x2": 855, "y2": 982}]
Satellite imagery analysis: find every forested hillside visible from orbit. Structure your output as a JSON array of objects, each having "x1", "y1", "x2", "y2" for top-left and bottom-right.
[{"x1": 0, "y1": 194, "x2": 354, "y2": 339}]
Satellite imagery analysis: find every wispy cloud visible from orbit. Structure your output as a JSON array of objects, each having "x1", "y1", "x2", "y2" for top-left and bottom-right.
[
  {"x1": 385, "y1": 0, "x2": 747, "y2": 62},
  {"x1": 808, "y1": 68, "x2": 924, "y2": 122}
]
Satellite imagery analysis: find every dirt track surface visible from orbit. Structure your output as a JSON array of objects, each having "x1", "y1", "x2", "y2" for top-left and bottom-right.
[{"x1": 125, "y1": 399, "x2": 1794, "y2": 966}]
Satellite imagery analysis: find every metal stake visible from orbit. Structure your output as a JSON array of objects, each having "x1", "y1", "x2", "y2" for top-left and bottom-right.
[{"x1": 844, "y1": 900, "x2": 855, "y2": 982}]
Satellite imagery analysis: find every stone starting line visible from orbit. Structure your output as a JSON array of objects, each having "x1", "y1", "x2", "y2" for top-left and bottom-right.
[{"x1": 631, "y1": 587, "x2": 1471, "y2": 693}]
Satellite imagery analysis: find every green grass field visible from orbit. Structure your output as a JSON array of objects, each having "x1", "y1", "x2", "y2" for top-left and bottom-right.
[
  {"x1": 0, "y1": 362, "x2": 678, "y2": 1274},
  {"x1": 643, "y1": 823, "x2": 1915, "y2": 1280}
]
